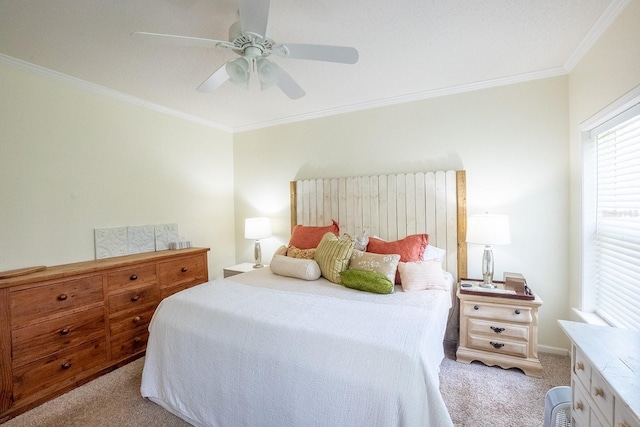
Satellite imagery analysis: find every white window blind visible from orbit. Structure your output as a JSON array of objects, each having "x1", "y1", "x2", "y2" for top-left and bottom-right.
[{"x1": 592, "y1": 104, "x2": 640, "y2": 331}]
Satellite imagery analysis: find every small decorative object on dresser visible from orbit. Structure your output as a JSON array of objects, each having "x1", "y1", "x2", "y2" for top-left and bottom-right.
[
  {"x1": 0, "y1": 247, "x2": 209, "y2": 423},
  {"x1": 558, "y1": 320, "x2": 640, "y2": 427},
  {"x1": 456, "y1": 278, "x2": 543, "y2": 377}
]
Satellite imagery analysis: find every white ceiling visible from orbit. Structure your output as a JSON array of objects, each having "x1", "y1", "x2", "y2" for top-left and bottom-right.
[{"x1": 0, "y1": 0, "x2": 627, "y2": 132}]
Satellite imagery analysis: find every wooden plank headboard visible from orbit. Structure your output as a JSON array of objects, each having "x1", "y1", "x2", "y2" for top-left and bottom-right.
[{"x1": 290, "y1": 170, "x2": 467, "y2": 281}]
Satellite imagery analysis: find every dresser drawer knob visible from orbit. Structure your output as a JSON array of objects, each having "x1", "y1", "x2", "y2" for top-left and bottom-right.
[
  {"x1": 514, "y1": 309, "x2": 521, "y2": 315},
  {"x1": 490, "y1": 326, "x2": 505, "y2": 334},
  {"x1": 133, "y1": 316, "x2": 141, "y2": 324},
  {"x1": 57, "y1": 294, "x2": 68, "y2": 301},
  {"x1": 490, "y1": 341, "x2": 504, "y2": 349},
  {"x1": 181, "y1": 267, "x2": 188, "y2": 273},
  {"x1": 474, "y1": 305, "x2": 479, "y2": 310},
  {"x1": 131, "y1": 294, "x2": 140, "y2": 302},
  {"x1": 61, "y1": 362, "x2": 71, "y2": 370},
  {"x1": 594, "y1": 387, "x2": 604, "y2": 397},
  {"x1": 130, "y1": 275, "x2": 137, "y2": 281},
  {"x1": 576, "y1": 361, "x2": 584, "y2": 371},
  {"x1": 59, "y1": 328, "x2": 70, "y2": 335}
]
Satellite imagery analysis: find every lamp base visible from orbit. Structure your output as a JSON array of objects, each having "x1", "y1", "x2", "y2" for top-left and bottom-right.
[
  {"x1": 252, "y1": 263, "x2": 263, "y2": 269},
  {"x1": 479, "y1": 281, "x2": 497, "y2": 289}
]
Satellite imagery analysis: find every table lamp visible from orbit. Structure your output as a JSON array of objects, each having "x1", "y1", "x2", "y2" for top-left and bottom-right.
[
  {"x1": 466, "y1": 213, "x2": 511, "y2": 288},
  {"x1": 245, "y1": 217, "x2": 272, "y2": 268}
]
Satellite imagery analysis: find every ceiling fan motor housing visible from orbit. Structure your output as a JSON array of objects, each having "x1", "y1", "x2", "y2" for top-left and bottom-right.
[{"x1": 229, "y1": 21, "x2": 274, "y2": 57}]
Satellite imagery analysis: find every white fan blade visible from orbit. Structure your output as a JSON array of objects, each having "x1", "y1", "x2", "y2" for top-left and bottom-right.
[
  {"x1": 238, "y1": 0, "x2": 270, "y2": 38},
  {"x1": 197, "y1": 64, "x2": 230, "y2": 92},
  {"x1": 131, "y1": 31, "x2": 235, "y2": 50},
  {"x1": 276, "y1": 66, "x2": 305, "y2": 99},
  {"x1": 274, "y1": 44, "x2": 359, "y2": 64}
]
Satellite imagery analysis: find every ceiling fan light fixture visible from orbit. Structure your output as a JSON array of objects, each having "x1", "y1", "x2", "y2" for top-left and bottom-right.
[
  {"x1": 226, "y1": 57, "x2": 251, "y2": 89},
  {"x1": 257, "y1": 58, "x2": 281, "y2": 90}
]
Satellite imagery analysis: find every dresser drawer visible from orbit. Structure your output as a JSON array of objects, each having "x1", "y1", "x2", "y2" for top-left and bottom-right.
[
  {"x1": 159, "y1": 255, "x2": 206, "y2": 290},
  {"x1": 573, "y1": 347, "x2": 591, "y2": 392},
  {"x1": 461, "y1": 301, "x2": 533, "y2": 324},
  {"x1": 108, "y1": 285, "x2": 159, "y2": 314},
  {"x1": 10, "y1": 275, "x2": 103, "y2": 327},
  {"x1": 110, "y1": 328, "x2": 149, "y2": 360},
  {"x1": 11, "y1": 307, "x2": 105, "y2": 368},
  {"x1": 615, "y1": 400, "x2": 640, "y2": 427},
  {"x1": 12, "y1": 338, "x2": 107, "y2": 403},
  {"x1": 109, "y1": 305, "x2": 155, "y2": 337},
  {"x1": 467, "y1": 318, "x2": 529, "y2": 341},
  {"x1": 107, "y1": 264, "x2": 157, "y2": 293},
  {"x1": 467, "y1": 334, "x2": 528, "y2": 357},
  {"x1": 590, "y1": 369, "x2": 614, "y2": 424},
  {"x1": 573, "y1": 378, "x2": 591, "y2": 427}
]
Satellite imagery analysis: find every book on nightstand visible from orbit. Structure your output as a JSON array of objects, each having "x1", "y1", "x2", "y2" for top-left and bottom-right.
[{"x1": 459, "y1": 273, "x2": 534, "y2": 300}]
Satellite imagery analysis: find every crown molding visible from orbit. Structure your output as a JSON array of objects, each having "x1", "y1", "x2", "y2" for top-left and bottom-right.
[
  {"x1": 232, "y1": 66, "x2": 568, "y2": 133},
  {"x1": 563, "y1": 0, "x2": 630, "y2": 72},
  {"x1": 0, "y1": 53, "x2": 232, "y2": 133}
]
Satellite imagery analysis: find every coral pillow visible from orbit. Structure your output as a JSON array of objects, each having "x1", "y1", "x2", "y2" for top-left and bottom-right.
[
  {"x1": 367, "y1": 234, "x2": 429, "y2": 283},
  {"x1": 289, "y1": 220, "x2": 339, "y2": 249}
]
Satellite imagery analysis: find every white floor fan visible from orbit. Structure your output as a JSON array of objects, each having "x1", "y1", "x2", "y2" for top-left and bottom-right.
[{"x1": 132, "y1": 0, "x2": 359, "y2": 99}]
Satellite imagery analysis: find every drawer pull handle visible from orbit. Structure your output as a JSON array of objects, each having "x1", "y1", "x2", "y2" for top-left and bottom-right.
[
  {"x1": 514, "y1": 309, "x2": 521, "y2": 315},
  {"x1": 131, "y1": 294, "x2": 140, "y2": 302},
  {"x1": 130, "y1": 275, "x2": 137, "y2": 281},
  {"x1": 57, "y1": 294, "x2": 68, "y2": 301},
  {"x1": 61, "y1": 362, "x2": 71, "y2": 370},
  {"x1": 575, "y1": 401, "x2": 583, "y2": 411},
  {"x1": 490, "y1": 341, "x2": 504, "y2": 349},
  {"x1": 133, "y1": 336, "x2": 142, "y2": 343},
  {"x1": 181, "y1": 267, "x2": 188, "y2": 272},
  {"x1": 594, "y1": 387, "x2": 604, "y2": 397},
  {"x1": 59, "y1": 328, "x2": 70, "y2": 335},
  {"x1": 474, "y1": 305, "x2": 479, "y2": 310},
  {"x1": 490, "y1": 326, "x2": 505, "y2": 334},
  {"x1": 576, "y1": 361, "x2": 584, "y2": 371},
  {"x1": 133, "y1": 316, "x2": 141, "y2": 323}
]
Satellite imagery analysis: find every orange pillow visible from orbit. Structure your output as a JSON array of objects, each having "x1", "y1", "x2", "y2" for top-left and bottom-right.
[
  {"x1": 366, "y1": 234, "x2": 429, "y2": 283},
  {"x1": 288, "y1": 220, "x2": 339, "y2": 249}
]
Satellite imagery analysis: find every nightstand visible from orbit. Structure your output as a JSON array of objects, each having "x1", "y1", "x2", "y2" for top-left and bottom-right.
[
  {"x1": 456, "y1": 285, "x2": 543, "y2": 377},
  {"x1": 223, "y1": 262, "x2": 261, "y2": 278}
]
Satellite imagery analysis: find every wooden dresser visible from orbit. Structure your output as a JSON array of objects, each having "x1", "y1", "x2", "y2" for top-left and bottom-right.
[
  {"x1": 456, "y1": 286, "x2": 543, "y2": 377},
  {"x1": 0, "y1": 247, "x2": 209, "y2": 423},
  {"x1": 559, "y1": 320, "x2": 640, "y2": 427}
]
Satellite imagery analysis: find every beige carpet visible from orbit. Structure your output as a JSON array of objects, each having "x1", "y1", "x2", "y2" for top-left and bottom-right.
[{"x1": 2, "y1": 346, "x2": 570, "y2": 427}]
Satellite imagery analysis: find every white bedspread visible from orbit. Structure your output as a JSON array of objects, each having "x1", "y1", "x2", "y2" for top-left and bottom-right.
[{"x1": 141, "y1": 269, "x2": 454, "y2": 427}]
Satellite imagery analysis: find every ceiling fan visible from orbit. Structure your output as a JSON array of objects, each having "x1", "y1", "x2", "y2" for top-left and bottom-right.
[{"x1": 132, "y1": 0, "x2": 359, "y2": 99}]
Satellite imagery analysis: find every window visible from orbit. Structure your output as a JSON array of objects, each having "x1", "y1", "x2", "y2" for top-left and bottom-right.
[{"x1": 583, "y1": 98, "x2": 640, "y2": 331}]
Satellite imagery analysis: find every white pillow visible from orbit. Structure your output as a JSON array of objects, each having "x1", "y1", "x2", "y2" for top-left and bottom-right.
[
  {"x1": 423, "y1": 244, "x2": 446, "y2": 264},
  {"x1": 270, "y1": 254, "x2": 321, "y2": 281},
  {"x1": 397, "y1": 260, "x2": 447, "y2": 292}
]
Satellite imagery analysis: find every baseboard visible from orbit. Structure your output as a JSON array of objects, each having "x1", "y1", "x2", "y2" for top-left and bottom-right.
[{"x1": 538, "y1": 345, "x2": 569, "y2": 357}]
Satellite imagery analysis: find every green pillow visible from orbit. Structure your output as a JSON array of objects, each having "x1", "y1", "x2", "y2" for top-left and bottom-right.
[
  {"x1": 340, "y1": 269, "x2": 394, "y2": 294},
  {"x1": 314, "y1": 232, "x2": 354, "y2": 283}
]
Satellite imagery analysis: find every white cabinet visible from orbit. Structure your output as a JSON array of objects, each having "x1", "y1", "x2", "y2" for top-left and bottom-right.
[{"x1": 559, "y1": 320, "x2": 640, "y2": 427}]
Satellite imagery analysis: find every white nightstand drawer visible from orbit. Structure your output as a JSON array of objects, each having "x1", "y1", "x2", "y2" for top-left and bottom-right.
[
  {"x1": 461, "y1": 301, "x2": 533, "y2": 324},
  {"x1": 467, "y1": 318, "x2": 529, "y2": 341},
  {"x1": 467, "y1": 334, "x2": 528, "y2": 357}
]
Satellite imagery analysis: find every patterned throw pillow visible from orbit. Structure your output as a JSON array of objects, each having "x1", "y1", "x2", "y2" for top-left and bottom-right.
[
  {"x1": 340, "y1": 269, "x2": 394, "y2": 294},
  {"x1": 314, "y1": 232, "x2": 354, "y2": 284},
  {"x1": 367, "y1": 234, "x2": 429, "y2": 283},
  {"x1": 287, "y1": 245, "x2": 316, "y2": 259},
  {"x1": 349, "y1": 250, "x2": 400, "y2": 283}
]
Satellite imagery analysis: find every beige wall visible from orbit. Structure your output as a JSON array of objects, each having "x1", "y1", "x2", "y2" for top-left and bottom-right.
[
  {"x1": 234, "y1": 76, "x2": 570, "y2": 352},
  {"x1": 0, "y1": 62, "x2": 236, "y2": 278},
  {"x1": 568, "y1": 2, "x2": 640, "y2": 315}
]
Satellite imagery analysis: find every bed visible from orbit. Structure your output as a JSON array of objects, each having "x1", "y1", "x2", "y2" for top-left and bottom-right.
[{"x1": 141, "y1": 170, "x2": 467, "y2": 427}]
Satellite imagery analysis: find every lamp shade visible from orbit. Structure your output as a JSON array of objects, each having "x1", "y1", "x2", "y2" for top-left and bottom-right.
[
  {"x1": 466, "y1": 214, "x2": 511, "y2": 245},
  {"x1": 245, "y1": 217, "x2": 272, "y2": 240}
]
